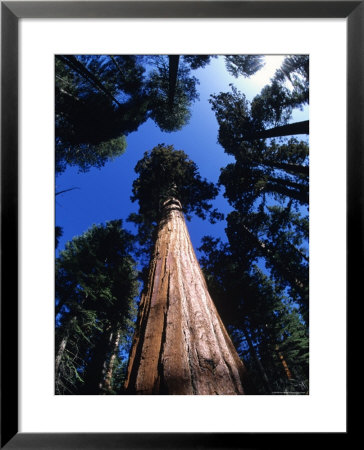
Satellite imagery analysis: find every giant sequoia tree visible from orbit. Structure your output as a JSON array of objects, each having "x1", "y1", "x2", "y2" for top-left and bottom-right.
[
  {"x1": 124, "y1": 145, "x2": 250, "y2": 394},
  {"x1": 55, "y1": 55, "x2": 309, "y2": 395}
]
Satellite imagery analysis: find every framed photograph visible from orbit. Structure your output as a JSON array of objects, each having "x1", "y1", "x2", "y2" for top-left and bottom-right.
[{"x1": 2, "y1": 1, "x2": 357, "y2": 448}]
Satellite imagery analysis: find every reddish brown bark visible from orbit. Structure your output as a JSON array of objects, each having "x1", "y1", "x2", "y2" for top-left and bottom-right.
[{"x1": 124, "y1": 198, "x2": 249, "y2": 394}]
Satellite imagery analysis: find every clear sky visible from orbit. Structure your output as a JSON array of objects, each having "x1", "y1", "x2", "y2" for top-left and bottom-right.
[{"x1": 55, "y1": 55, "x2": 309, "y2": 260}]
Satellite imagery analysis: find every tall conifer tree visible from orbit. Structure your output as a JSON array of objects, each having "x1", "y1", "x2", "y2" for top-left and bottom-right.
[
  {"x1": 55, "y1": 221, "x2": 139, "y2": 394},
  {"x1": 125, "y1": 145, "x2": 250, "y2": 394}
]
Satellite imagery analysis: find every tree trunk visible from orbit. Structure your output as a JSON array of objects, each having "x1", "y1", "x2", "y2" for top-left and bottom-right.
[
  {"x1": 55, "y1": 315, "x2": 77, "y2": 382},
  {"x1": 168, "y1": 55, "x2": 180, "y2": 110},
  {"x1": 263, "y1": 160, "x2": 309, "y2": 177},
  {"x1": 55, "y1": 335, "x2": 68, "y2": 380},
  {"x1": 275, "y1": 345, "x2": 293, "y2": 380},
  {"x1": 102, "y1": 329, "x2": 121, "y2": 393},
  {"x1": 246, "y1": 120, "x2": 309, "y2": 141},
  {"x1": 58, "y1": 55, "x2": 122, "y2": 107},
  {"x1": 125, "y1": 198, "x2": 248, "y2": 394}
]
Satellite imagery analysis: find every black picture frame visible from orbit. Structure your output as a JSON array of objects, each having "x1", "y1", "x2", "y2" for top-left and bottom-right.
[{"x1": 1, "y1": 1, "x2": 357, "y2": 448}]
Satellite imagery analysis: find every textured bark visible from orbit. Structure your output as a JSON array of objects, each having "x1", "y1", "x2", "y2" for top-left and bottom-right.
[{"x1": 125, "y1": 198, "x2": 248, "y2": 395}]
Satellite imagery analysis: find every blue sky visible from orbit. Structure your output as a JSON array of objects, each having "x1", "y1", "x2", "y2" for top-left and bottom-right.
[{"x1": 55, "y1": 55, "x2": 309, "y2": 259}]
